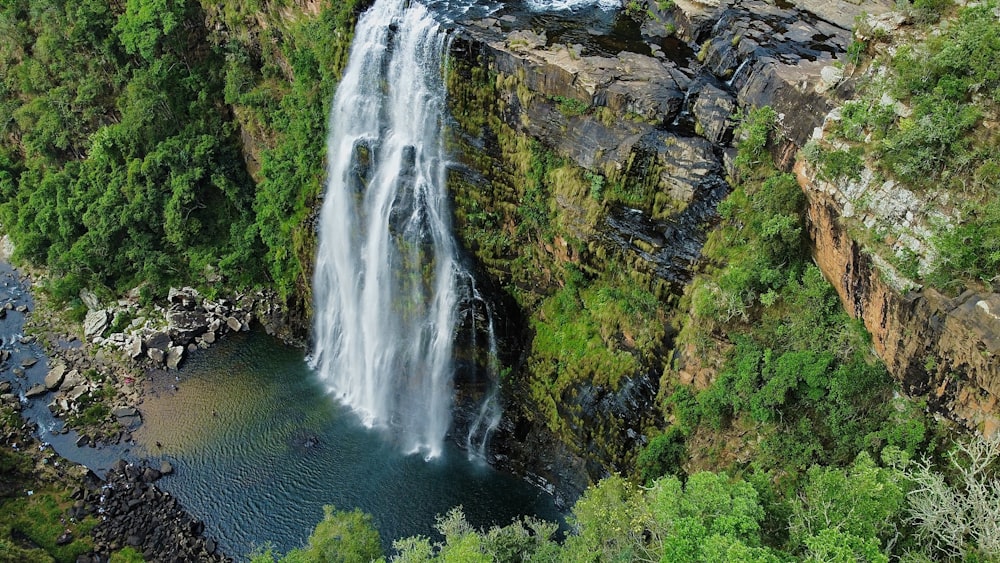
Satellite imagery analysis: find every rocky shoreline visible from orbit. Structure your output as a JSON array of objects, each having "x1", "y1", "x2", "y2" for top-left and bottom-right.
[
  {"x1": 16, "y1": 272, "x2": 291, "y2": 444},
  {"x1": 1, "y1": 415, "x2": 230, "y2": 562},
  {"x1": 0, "y1": 252, "x2": 278, "y2": 561},
  {"x1": 88, "y1": 459, "x2": 230, "y2": 562}
]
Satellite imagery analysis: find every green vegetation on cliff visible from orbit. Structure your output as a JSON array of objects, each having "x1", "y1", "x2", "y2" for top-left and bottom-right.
[
  {"x1": 251, "y1": 94, "x2": 996, "y2": 560},
  {"x1": 440, "y1": 37, "x2": 970, "y2": 557},
  {"x1": 809, "y1": 0, "x2": 1000, "y2": 290},
  {"x1": 668, "y1": 108, "x2": 914, "y2": 475},
  {"x1": 214, "y1": 0, "x2": 366, "y2": 304},
  {"x1": 446, "y1": 59, "x2": 676, "y2": 470},
  {"x1": 0, "y1": 0, "x2": 262, "y2": 301}
]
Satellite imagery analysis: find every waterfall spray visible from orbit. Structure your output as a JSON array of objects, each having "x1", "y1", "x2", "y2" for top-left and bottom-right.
[
  {"x1": 311, "y1": 0, "x2": 458, "y2": 459},
  {"x1": 311, "y1": 0, "x2": 504, "y2": 460}
]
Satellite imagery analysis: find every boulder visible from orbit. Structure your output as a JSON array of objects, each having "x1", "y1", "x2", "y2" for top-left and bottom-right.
[
  {"x1": 79, "y1": 289, "x2": 100, "y2": 310},
  {"x1": 144, "y1": 332, "x2": 172, "y2": 351},
  {"x1": 165, "y1": 346, "x2": 184, "y2": 370},
  {"x1": 113, "y1": 406, "x2": 138, "y2": 419},
  {"x1": 44, "y1": 364, "x2": 67, "y2": 390},
  {"x1": 128, "y1": 337, "x2": 145, "y2": 360},
  {"x1": 167, "y1": 287, "x2": 200, "y2": 310},
  {"x1": 166, "y1": 310, "x2": 208, "y2": 344},
  {"x1": 0, "y1": 381, "x2": 10, "y2": 394},
  {"x1": 26, "y1": 384, "x2": 47, "y2": 398},
  {"x1": 202, "y1": 331, "x2": 216, "y2": 345},
  {"x1": 160, "y1": 461, "x2": 174, "y2": 475},
  {"x1": 68, "y1": 386, "x2": 89, "y2": 401},
  {"x1": 147, "y1": 348, "x2": 165, "y2": 365},
  {"x1": 225, "y1": 317, "x2": 242, "y2": 332},
  {"x1": 141, "y1": 467, "x2": 162, "y2": 483},
  {"x1": 62, "y1": 369, "x2": 85, "y2": 390},
  {"x1": 84, "y1": 309, "x2": 110, "y2": 338},
  {"x1": 817, "y1": 65, "x2": 845, "y2": 93},
  {"x1": 20, "y1": 357, "x2": 37, "y2": 368}
]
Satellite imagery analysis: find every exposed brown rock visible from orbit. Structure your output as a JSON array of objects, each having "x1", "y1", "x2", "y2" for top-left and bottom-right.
[{"x1": 798, "y1": 161, "x2": 1000, "y2": 435}]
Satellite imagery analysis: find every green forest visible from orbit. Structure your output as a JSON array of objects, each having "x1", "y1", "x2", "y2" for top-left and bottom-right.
[
  {"x1": 1, "y1": 0, "x2": 998, "y2": 561},
  {"x1": 0, "y1": 0, "x2": 364, "y2": 311}
]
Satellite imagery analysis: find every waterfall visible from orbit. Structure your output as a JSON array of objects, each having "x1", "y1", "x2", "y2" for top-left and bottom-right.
[
  {"x1": 726, "y1": 57, "x2": 752, "y2": 88},
  {"x1": 311, "y1": 0, "x2": 466, "y2": 459}
]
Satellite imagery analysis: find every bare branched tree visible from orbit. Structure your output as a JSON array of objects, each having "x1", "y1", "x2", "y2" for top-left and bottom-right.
[{"x1": 901, "y1": 433, "x2": 1000, "y2": 560}]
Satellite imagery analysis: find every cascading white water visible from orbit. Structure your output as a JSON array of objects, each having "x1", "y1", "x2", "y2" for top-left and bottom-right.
[
  {"x1": 311, "y1": 0, "x2": 462, "y2": 459},
  {"x1": 525, "y1": 0, "x2": 622, "y2": 11},
  {"x1": 312, "y1": 0, "x2": 620, "y2": 460}
]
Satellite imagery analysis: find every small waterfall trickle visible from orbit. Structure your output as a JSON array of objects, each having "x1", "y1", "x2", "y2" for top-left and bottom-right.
[
  {"x1": 311, "y1": 0, "x2": 494, "y2": 459},
  {"x1": 671, "y1": 88, "x2": 693, "y2": 127},
  {"x1": 463, "y1": 281, "x2": 503, "y2": 461},
  {"x1": 726, "y1": 57, "x2": 752, "y2": 88}
]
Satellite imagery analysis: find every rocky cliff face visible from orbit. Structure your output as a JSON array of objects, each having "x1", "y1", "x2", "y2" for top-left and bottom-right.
[
  {"x1": 680, "y1": 0, "x2": 999, "y2": 436},
  {"x1": 208, "y1": 0, "x2": 997, "y2": 495},
  {"x1": 443, "y1": 0, "x2": 897, "y2": 493},
  {"x1": 800, "y1": 161, "x2": 1000, "y2": 436}
]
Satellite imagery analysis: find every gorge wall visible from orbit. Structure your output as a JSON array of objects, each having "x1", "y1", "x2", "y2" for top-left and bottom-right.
[
  {"x1": 1, "y1": 0, "x2": 996, "y2": 521},
  {"x1": 440, "y1": 0, "x2": 999, "y2": 493},
  {"x1": 439, "y1": 0, "x2": 880, "y2": 493},
  {"x1": 799, "y1": 162, "x2": 1000, "y2": 436}
]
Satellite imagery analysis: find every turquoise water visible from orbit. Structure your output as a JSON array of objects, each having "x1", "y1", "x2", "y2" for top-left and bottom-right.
[{"x1": 133, "y1": 331, "x2": 562, "y2": 558}]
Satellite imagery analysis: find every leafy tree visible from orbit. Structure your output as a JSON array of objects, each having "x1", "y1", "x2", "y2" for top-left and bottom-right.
[
  {"x1": 392, "y1": 508, "x2": 559, "y2": 562},
  {"x1": 635, "y1": 426, "x2": 686, "y2": 484},
  {"x1": 790, "y1": 451, "x2": 906, "y2": 556},
  {"x1": 252, "y1": 506, "x2": 383, "y2": 563},
  {"x1": 562, "y1": 475, "x2": 649, "y2": 561},
  {"x1": 116, "y1": 0, "x2": 187, "y2": 61}
]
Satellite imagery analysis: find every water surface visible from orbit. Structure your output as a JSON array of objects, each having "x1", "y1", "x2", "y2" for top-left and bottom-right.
[{"x1": 134, "y1": 332, "x2": 562, "y2": 558}]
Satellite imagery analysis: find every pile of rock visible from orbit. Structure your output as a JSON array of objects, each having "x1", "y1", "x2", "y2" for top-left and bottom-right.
[
  {"x1": 10, "y1": 346, "x2": 144, "y2": 433},
  {"x1": 88, "y1": 287, "x2": 257, "y2": 371},
  {"x1": 28, "y1": 362, "x2": 89, "y2": 412},
  {"x1": 88, "y1": 459, "x2": 230, "y2": 562}
]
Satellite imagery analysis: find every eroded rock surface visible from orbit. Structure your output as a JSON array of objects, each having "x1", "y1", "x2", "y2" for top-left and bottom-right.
[{"x1": 801, "y1": 163, "x2": 1000, "y2": 435}]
